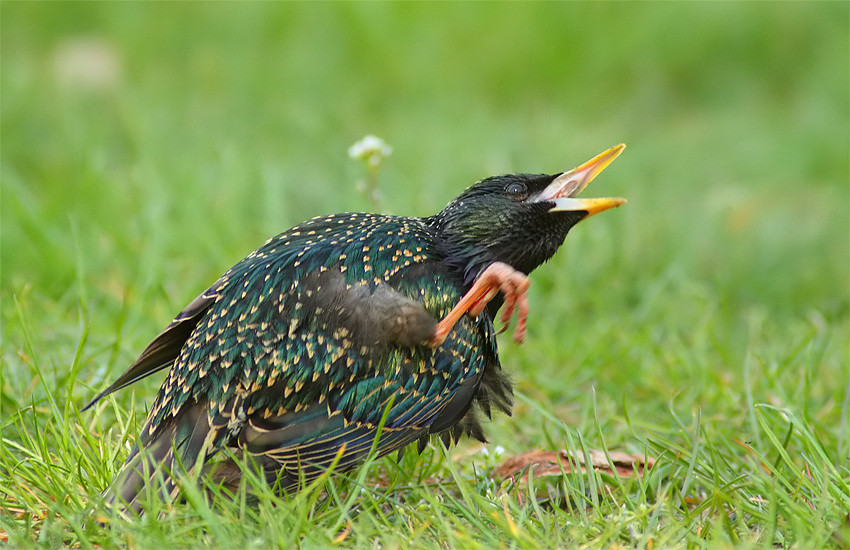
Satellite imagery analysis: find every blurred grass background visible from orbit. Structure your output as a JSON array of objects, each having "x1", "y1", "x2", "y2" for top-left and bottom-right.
[{"x1": 1, "y1": 2, "x2": 848, "y2": 548}]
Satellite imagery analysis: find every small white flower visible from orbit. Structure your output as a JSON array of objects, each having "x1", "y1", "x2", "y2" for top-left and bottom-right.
[{"x1": 348, "y1": 135, "x2": 392, "y2": 164}]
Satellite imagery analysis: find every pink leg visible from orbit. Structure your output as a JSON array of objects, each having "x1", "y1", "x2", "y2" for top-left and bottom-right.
[{"x1": 429, "y1": 262, "x2": 530, "y2": 347}]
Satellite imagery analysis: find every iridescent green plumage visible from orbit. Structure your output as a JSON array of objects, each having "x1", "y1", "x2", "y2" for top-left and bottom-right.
[{"x1": 87, "y1": 145, "x2": 626, "y2": 515}]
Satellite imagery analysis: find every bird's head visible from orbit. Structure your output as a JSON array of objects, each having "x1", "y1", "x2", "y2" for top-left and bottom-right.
[{"x1": 432, "y1": 144, "x2": 626, "y2": 279}]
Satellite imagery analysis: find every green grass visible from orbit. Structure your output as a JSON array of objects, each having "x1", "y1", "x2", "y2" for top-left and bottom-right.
[{"x1": 2, "y1": 3, "x2": 848, "y2": 548}]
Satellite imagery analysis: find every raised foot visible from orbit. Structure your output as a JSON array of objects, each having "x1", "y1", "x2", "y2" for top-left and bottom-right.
[{"x1": 428, "y1": 261, "x2": 530, "y2": 347}]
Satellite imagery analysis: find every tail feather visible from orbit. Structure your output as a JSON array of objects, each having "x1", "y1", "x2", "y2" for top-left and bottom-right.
[
  {"x1": 102, "y1": 425, "x2": 178, "y2": 517},
  {"x1": 102, "y1": 402, "x2": 216, "y2": 517}
]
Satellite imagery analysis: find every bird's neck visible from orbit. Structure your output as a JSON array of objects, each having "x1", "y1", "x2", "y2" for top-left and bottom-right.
[{"x1": 424, "y1": 214, "x2": 511, "y2": 286}]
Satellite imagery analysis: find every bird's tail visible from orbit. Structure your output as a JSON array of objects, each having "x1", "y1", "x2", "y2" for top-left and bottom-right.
[{"x1": 101, "y1": 403, "x2": 216, "y2": 517}]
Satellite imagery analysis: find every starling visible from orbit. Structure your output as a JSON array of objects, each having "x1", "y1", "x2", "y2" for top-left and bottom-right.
[{"x1": 85, "y1": 144, "x2": 626, "y2": 515}]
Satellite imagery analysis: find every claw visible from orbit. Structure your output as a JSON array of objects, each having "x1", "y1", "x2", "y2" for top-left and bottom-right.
[{"x1": 428, "y1": 262, "x2": 530, "y2": 347}]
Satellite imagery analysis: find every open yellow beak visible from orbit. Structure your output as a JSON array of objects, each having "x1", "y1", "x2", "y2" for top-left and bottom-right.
[{"x1": 536, "y1": 144, "x2": 627, "y2": 217}]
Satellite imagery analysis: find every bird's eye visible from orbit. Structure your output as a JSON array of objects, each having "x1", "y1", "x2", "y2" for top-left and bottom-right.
[{"x1": 505, "y1": 182, "x2": 528, "y2": 200}]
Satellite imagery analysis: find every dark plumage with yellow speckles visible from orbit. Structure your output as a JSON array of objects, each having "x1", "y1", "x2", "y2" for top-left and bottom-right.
[{"x1": 86, "y1": 145, "x2": 626, "y2": 515}]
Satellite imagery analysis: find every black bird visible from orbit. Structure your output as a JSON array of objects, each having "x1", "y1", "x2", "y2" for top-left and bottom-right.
[{"x1": 85, "y1": 144, "x2": 626, "y2": 515}]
